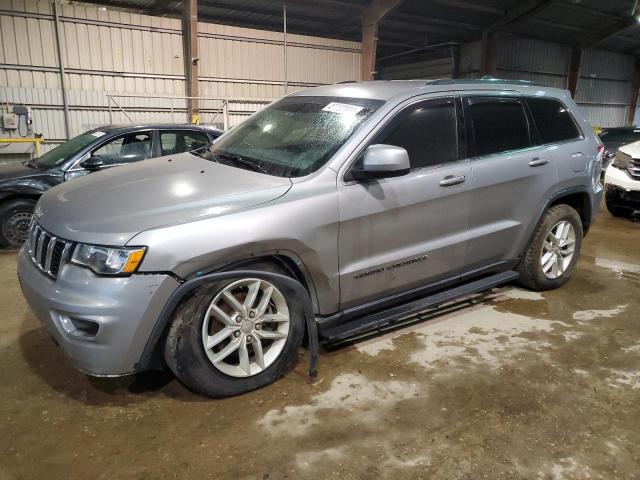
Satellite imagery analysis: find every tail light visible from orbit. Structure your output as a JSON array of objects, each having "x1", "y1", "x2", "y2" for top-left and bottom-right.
[
  {"x1": 596, "y1": 143, "x2": 605, "y2": 164},
  {"x1": 593, "y1": 143, "x2": 604, "y2": 188}
]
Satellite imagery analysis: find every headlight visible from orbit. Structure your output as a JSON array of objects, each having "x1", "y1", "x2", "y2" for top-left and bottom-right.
[
  {"x1": 613, "y1": 152, "x2": 632, "y2": 170},
  {"x1": 71, "y1": 244, "x2": 146, "y2": 275}
]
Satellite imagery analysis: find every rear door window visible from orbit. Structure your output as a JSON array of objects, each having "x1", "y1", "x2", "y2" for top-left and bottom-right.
[
  {"x1": 465, "y1": 97, "x2": 532, "y2": 157},
  {"x1": 160, "y1": 130, "x2": 211, "y2": 155},
  {"x1": 526, "y1": 97, "x2": 581, "y2": 144}
]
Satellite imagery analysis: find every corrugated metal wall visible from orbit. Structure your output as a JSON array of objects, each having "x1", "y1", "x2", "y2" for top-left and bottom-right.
[
  {"x1": 496, "y1": 37, "x2": 569, "y2": 89},
  {"x1": 0, "y1": 0, "x2": 361, "y2": 152},
  {"x1": 386, "y1": 36, "x2": 636, "y2": 128},
  {"x1": 378, "y1": 57, "x2": 453, "y2": 80},
  {"x1": 577, "y1": 49, "x2": 635, "y2": 127}
]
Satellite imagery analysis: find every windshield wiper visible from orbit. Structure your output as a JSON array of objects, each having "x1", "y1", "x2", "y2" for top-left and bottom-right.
[
  {"x1": 215, "y1": 152, "x2": 269, "y2": 174},
  {"x1": 23, "y1": 159, "x2": 37, "y2": 169}
]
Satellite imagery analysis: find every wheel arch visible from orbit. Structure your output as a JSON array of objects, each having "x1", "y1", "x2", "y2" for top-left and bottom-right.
[
  {"x1": 0, "y1": 192, "x2": 41, "y2": 204},
  {"x1": 136, "y1": 266, "x2": 319, "y2": 378},
  {"x1": 548, "y1": 190, "x2": 592, "y2": 235}
]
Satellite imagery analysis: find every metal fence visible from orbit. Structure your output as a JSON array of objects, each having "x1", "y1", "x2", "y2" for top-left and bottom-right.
[{"x1": 106, "y1": 94, "x2": 273, "y2": 131}]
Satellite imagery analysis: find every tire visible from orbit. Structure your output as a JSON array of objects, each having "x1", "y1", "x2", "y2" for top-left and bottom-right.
[
  {"x1": 605, "y1": 190, "x2": 632, "y2": 218},
  {"x1": 164, "y1": 262, "x2": 305, "y2": 398},
  {"x1": 0, "y1": 199, "x2": 35, "y2": 248},
  {"x1": 517, "y1": 204, "x2": 583, "y2": 291}
]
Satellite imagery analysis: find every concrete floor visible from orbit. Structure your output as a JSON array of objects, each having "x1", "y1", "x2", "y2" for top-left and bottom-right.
[{"x1": 1, "y1": 206, "x2": 639, "y2": 480}]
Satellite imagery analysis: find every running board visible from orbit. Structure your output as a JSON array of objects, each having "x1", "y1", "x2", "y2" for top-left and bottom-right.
[{"x1": 318, "y1": 270, "x2": 519, "y2": 344}]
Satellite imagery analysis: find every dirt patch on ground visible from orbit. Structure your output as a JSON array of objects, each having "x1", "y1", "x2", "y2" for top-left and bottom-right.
[{"x1": 1, "y1": 210, "x2": 639, "y2": 479}]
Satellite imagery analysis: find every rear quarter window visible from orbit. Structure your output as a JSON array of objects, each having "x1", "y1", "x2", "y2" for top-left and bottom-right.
[{"x1": 526, "y1": 97, "x2": 582, "y2": 144}]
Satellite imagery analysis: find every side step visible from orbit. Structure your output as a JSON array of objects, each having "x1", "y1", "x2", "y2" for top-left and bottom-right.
[{"x1": 318, "y1": 270, "x2": 519, "y2": 344}]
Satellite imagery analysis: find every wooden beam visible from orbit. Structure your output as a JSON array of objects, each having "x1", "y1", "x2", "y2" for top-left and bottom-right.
[
  {"x1": 484, "y1": 0, "x2": 556, "y2": 35},
  {"x1": 582, "y1": 1, "x2": 639, "y2": 48},
  {"x1": 566, "y1": 47, "x2": 582, "y2": 99},
  {"x1": 361, "y1": 0, "x2": 406, "y2": 80},
  {"x1": 480, "y1": 31, "x2": 499, "y2": 77},
  {"x1": 628, "y1": 62, "x2": 640, "y2": 126},
  {"x1": 182, "y1": 0, "x2": 199, "y2": 124},
  {"x1": 451, "y1": 44, "x2": 461, "y2": 79}
]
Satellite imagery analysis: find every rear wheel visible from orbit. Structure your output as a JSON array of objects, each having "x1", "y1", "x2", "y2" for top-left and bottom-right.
[
  {"x1": 164, "y1": 263, "x2": 304, "y2": 397},
  {"x1": 0, "y1": 199, "x2": 35, "y2": 248},
  {"x1": 518, "y1": 204, "x2": 583, "y2": 291}
]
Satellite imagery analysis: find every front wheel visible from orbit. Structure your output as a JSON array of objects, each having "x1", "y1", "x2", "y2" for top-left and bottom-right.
[
  {"x1": 164, "y1": 265, "x2": 304, "y2": 397},
  {"x1": 0, "y1": 199, "x2": 35, "y2": 248},
  {"x1": 518, "y1": 204, "x2": 583, "y2": 291}
]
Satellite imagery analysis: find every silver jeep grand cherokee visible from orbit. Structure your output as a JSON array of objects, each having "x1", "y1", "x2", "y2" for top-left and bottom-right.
[{"x1": 18, "y1": 79, "x2": 603, "y2": 397}]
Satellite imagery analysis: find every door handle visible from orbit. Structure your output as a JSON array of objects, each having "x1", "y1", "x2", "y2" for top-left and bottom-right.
[
  {"x1": 439, "y1": 175, "x2": 466, "y2": 187},
  {"x1": 529, "y1": 158, "x2": 548, "y2": 167}
]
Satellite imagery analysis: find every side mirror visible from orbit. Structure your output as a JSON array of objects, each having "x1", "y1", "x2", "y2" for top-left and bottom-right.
[
  {"x1": 80, "y1": 156, "x2": 104, "y2": 172},
  {"x1": 351, "y1": 144, "x2": 410, "y2": 180}
]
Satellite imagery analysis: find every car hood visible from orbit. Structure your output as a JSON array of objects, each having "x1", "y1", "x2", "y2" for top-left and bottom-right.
[
  {"x1": 36, "y1": 153, "x2": 292, "y2": 245},
  {"x1": 0, "y1": 161, "x2": 52, "y2": 182},
  {"x1": 618, "y1": 140, "x2": 640, "y2": 159}
]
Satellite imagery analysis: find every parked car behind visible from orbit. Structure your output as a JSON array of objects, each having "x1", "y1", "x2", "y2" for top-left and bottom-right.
[
  {"x1": 604, "y1": 140, "x2": 640, "y2": 216},
  {"x1": 599, "y1": 127, "x2": 640, "y2": 171},
  {"x1": 18, "y1": 79, "x2": 602, "y2": 397},
  {"x1": 0, "y1": 124, "x2": 222, "y2": 247}
]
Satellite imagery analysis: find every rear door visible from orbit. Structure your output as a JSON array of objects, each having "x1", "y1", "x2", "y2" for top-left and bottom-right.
[
  {"x1": 462, "y1": 95, "x2": 559, "y2": 271},
  {"x1": 337, "y1": 96, "x2": 472, "y2": 308}
]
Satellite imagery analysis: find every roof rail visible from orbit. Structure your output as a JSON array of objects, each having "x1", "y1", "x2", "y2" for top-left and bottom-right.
[
  {"x1": 426, "y1": 77, "x2": 543, "y2": 87},
  {"x1": 337, "y1": 80, "x2": 359, "y2": 84}
]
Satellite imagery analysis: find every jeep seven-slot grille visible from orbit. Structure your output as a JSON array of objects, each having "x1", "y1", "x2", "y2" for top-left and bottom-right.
[{"x1": 28, "y1": 224, "x2": 73, "y2": 279}]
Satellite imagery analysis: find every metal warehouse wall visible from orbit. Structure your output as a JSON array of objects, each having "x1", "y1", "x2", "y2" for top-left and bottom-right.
[
  {"x1": 0, "y1": 0, "x2": 361, "y2": 151},
  {"x1": 386, "y1": 37, "x2": 637, "y2": 128},
  {"x1": 378, "y1": 57, "x2": 453, "y2": 80},
  {"x1": 497, "y1": 37, "x2": 635, "y2": 127}
]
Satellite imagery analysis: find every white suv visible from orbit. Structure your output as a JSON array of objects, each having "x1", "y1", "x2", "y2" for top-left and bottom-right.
[{"x1": 604, "y1": 140, "x2": 640, "y2": 217}]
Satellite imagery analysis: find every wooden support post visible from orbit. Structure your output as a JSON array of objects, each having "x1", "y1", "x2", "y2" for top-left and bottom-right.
[
  {"x1": 182, "y1": 0, "x2": 199, "y2": 124},
  {"x1": 628, "y1": 63, "x2": 640, "y2": 127},
  {"x1": 480, "y1": 32, "x2": 498, "y2": 77},
  {"x1": 567, "y1": 47, "x2": 582, "y2": 99},
  {"x1": 361, "y1": 0, "x2": 405, "y2": 80},
  {"x1": 451, "y1": 44, "x2": 461, "y2": 79}
]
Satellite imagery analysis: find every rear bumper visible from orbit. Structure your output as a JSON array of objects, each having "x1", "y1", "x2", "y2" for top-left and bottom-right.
[{"x1": 17, "y1": 246, "x2": 180, "y2": 376}]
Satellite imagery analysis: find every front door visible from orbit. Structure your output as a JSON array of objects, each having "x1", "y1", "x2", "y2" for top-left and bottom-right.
[{"x1": 337, "y1": 96, "x2": 472, "y2": 309}]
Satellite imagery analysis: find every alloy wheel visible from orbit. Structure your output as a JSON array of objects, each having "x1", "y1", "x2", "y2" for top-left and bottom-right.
[
  {"x1": 201, "y1": 278, "x2": 290, "y2": 377},
  {"x1": 540, "y1": 220, "x2": 576, "y2": 279}
]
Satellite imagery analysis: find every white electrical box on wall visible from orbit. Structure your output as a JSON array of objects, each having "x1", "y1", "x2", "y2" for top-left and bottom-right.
[{"x1": 2, "y1": 113, "x2": 18, "y2": 130}]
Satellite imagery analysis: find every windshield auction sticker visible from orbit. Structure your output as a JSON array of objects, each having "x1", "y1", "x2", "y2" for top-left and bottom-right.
[
  {"x1": 91, "y1": 131, "x2": 106, "y2": 137},
  {"x1": 322, "y1": 103, "x2": 364, "y2": 115}
]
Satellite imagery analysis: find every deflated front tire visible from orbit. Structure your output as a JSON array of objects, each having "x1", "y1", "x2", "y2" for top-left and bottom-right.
[{"x1": 163, "y1": 263, "x2": 304, "y2": 398}]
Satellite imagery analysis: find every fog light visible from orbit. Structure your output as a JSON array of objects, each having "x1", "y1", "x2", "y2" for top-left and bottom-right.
[{"x1": 57, "y1": 313, "x2": 100, "y2": 338}]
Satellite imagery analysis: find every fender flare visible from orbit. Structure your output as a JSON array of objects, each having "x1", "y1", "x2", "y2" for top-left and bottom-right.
[
  {"x1": 136, "y1": 269, "x2": 319, "y2": 378},
  {"x1": 520, "y1": 185, "x2": 593, "y2": 258}
]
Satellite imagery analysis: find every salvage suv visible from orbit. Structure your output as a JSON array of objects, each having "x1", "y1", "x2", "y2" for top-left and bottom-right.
[{"x1": 18, "y1": 79, "x2": 603, "y2": 397}]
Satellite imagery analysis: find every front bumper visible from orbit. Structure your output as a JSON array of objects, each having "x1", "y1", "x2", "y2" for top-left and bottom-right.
[
  {"x1": 604, "y1": 164, "x2": 640, "y2": 193},
  {"x1": 17, "y1": 246, "x2": 180, "y2": 376}
]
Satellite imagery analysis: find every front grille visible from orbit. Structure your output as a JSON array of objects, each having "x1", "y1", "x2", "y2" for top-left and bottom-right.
[
  {"x1": 629, "y1": 157, "x2": 640, "y2": 180},
  {"x1": 27, "y1": 223, "x2": 73, "y2": 279}
]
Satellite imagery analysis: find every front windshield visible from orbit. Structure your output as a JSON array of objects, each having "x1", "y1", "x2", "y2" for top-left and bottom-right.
[
  {"x1": 202, "y1": 96, "x2": 384, "y2": 177},
  {"x1": 34, "y1": 131, "x2": 104, "y2": 168}
]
